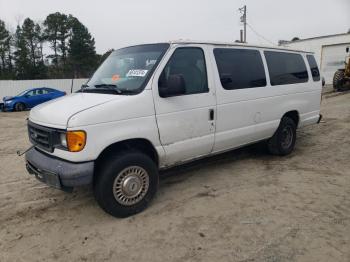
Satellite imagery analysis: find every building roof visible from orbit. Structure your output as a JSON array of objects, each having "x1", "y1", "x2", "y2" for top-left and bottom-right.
[{"x1": 281, "y1": 32, "x2": 350, "y2": 44}]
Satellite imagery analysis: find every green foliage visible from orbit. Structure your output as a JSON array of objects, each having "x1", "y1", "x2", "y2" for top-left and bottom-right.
[
  {"x1": 13, "y1": 25, "x2": 31, "y2": 79},
  {"x1": 0, "y1": 12, "x2": 102, "y2": 80},
  {"x1": 99, "y1": 49, "x2": 114, "y2": 64},
  {"x1": 0, "y1": 20, "x2": 14, "y2": 79},
  {"x1": 68, "y1": 17, "x2": 98, "y2": 78},
  {"x1": 21, "y1": 18, "x2": 47, "y2": 79}
]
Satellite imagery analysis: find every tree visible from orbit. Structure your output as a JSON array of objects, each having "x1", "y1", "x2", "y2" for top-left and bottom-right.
[
  {"x1": 68, "y1": 17, "x2": 98, "y2": 78},
  {"x1": 44, "y1": 13, "x2": 70, "y2": 66},
  {"x1": 19, "y1": 18, "x2": 47, "y2": 79},
  {"x1": 0, "y1": 13, "x2": 102, "y2": 80},
  {"x1": 13, "y1": 25, "x2": 31, "y2": 79},
  {"x1": 0, "y1": 19, "x2": 13, "y2": 79},
  {"x1": 22, "y1": 18, "x2": 38, "y2": 67},
  {"x1": 35, "y1": 23, "x2": 45, "y2": 63},
  {"x1": 0, "y1": 20, "x2": 9, "y2": 71},
  {"x1": 99, "y1": 49, "x2": 114, "y2": 64}
]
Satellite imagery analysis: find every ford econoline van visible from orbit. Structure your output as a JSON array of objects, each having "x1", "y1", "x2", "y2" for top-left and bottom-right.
[{"x1": 25, "y1": 41, "x2": 322, "y2": 217}]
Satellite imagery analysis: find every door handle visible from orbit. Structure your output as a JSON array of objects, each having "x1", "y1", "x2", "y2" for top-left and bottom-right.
[{"x1": 209, "y1": 109, "x2": 214, "y2": 121}]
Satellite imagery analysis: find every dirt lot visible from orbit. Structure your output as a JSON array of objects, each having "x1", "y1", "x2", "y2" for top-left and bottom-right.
[{"x1": 0, "y1": 92, "x2": 350, "y2": 262}]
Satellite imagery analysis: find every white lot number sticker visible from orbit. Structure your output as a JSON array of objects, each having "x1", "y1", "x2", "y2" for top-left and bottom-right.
[{"x1": 126, "y1": 69, "x2": 148, "y2": 77}]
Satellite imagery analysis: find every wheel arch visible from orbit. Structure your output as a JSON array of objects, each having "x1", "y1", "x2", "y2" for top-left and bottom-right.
[
  {"x1": 95, "y1": 138, "x2": 159, "y2": 170},
  {"x1": 14, "y1": 101, "x2": 26, "y2": 111},
  {"x1": 282, "y1": 110, "x2": 300, "y2": 127}
]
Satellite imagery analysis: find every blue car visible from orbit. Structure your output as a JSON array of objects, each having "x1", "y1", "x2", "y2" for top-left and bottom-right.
[{"x1": 2, "y1": 87, "x2": 66, "y2": 112}]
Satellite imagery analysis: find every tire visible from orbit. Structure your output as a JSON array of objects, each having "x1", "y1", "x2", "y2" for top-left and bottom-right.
[
  {"x1": 94, "y1": 150, "x2": 159, "y2": 218},
  {"x1": 14, "y1": 102, "x2": 25, "y2": 112},
  {"x1": 333, "y1": 70, "x2": 345, "y2": 91},
  {"x1": 267, "y1": 116, "x2": 297, "y2": 156}
]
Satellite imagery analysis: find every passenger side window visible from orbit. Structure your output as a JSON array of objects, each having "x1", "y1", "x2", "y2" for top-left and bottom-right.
[
  {"x1": 264, "y1": 51, "x2": 308, "y2": 86},
  {"x1": 213, "y1": 48, "x2": 266, "y2": 89},
  {"x1": 26, "y1": 90, "x2": 35, "y2": 97},
  {"x1": 306, "y1": 55, "x2": 320, "y2": 81},
  {"x1": 158, "y1": 47, "x2": 208, "y2": 96}
]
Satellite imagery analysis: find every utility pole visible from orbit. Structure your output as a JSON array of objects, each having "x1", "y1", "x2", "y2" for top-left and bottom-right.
[{"x1": 239, "y1": 5, "x2": 247, "y2": 43}]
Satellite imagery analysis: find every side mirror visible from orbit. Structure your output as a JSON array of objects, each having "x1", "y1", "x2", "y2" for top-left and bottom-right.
[
  {"x1": 346, "y1": 47, "x2": 349, "y2": 53},
  {"x1": 159, "y1": 74, "x2": 186, "y2": 97},
  {"x1": 24, "y1": 94, "x2": 30, "y2": 98}
]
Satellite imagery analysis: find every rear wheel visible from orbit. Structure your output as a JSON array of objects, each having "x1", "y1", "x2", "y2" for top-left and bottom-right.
[
  {"x1": 14, "y1": 102, "x2": 25, "y2": 112},
  {"x1": 267, "y1": 116, "x2": 297, "y2": 156},
  {"x1": 333, "y1": 70, "x2": 345, "y2": 91},
  {"x1": 94, "y1": 150, "x2": 159, "y2": 218}
]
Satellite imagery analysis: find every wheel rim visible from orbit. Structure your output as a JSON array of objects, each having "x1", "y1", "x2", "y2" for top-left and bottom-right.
[
  {"x1": 17, "y1": 103, "x2": 24, "y2": 111},
  {"x1": 281, "y1": 125, "x2": 293, "y2": 149},
  {"x1": 113, "y1": 166, "x2": 149, "y2": 206}
]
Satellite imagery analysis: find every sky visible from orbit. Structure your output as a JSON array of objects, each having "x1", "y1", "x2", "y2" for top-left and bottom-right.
[{"x1": 0, "y1": 0, "x2": 349, "y2": 54}]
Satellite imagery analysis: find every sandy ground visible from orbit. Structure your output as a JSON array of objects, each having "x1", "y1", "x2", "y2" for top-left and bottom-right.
[{"x1": 0, "y1": 92, "x2": 350, "y2": 262}]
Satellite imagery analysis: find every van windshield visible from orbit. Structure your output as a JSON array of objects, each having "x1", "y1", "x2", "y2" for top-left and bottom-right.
[{"x1": 85, "y1": 43, "x2": 170, "y2": 95}]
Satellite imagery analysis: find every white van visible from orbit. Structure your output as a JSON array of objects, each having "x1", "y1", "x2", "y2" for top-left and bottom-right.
[{"x1": 25, "y1": 41, "x2": 322, "y2": 217}]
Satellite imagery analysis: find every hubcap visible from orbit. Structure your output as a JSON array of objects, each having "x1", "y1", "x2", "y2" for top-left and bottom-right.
[
  {"x1": 113, "y1": 166, "x2": 149, "y2": 206},
  {"x1": 281, "y1": 125, "x2": 293, "y2": 149}
]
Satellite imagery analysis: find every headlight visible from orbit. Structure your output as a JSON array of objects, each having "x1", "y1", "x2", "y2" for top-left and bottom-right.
[
  {"x1": 5, "y1": 100, "x2": 12, "y2": 104},
  {"x1": 60, "y1": 133, "x2": 67, "y2": 147},
  {"x1": 65, "y1": 131, "x2": 86, "y2": 152}
]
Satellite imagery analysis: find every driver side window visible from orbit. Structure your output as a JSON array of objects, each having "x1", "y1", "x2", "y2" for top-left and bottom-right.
[{"x1": 158, "y1": 47, "x2": 208, "y2": 96}]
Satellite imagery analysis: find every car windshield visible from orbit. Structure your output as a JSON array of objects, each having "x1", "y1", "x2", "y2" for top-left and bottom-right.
[
  {"x1": 17, "y1": 90, "x2": 29, "y2": 96},
  {"x1": 85, "y1": 43, "x2": 170, "y2": 94}
]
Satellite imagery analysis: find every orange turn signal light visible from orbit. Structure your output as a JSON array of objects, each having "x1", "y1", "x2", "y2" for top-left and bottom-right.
[{"x1": 66, "y1": 131, "x2": 86, "y2": 152}]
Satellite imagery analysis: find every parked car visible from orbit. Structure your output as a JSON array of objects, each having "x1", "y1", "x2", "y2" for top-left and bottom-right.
[
  {"x1": 25, "y1": 41, "x2": 322, "y2": 217},
  {"x1": 2, "y1": 87, "x2": 66, "y2": 112}
]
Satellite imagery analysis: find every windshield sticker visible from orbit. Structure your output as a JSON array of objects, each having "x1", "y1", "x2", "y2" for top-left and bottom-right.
[
  {"x1": 126, "y1": 69, "x2": 148, "y2": 77},
  {"x1": 146, "y1": 59, "x2": 157, "y2": 67},
  {"x1": 112, "y1": 74, "x2": 120, "y2": 81}
]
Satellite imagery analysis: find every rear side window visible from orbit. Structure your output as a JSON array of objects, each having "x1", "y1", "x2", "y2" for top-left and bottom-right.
[
  {"x1": 306, "y1": 55, "x2": 320, "y2": 81},
  {"x1": 213, "y1": 48, "x2": 266, "y2": 89},
  {"x1": 264, "y1": 51, "x2": 308, "y2": 86}
]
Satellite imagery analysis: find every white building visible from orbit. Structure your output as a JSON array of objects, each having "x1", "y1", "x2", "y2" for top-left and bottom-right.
[{"x1": 280, "y1": 33, "x2": 350, "y2": 85}]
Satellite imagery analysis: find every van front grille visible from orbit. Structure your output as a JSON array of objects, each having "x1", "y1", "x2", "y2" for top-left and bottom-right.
[{"x1": 28, "y1": 122, "x2": 54, "y2": 152}]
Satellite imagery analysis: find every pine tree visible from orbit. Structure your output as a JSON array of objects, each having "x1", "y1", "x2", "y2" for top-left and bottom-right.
[
  {"x1": 22, "y1": 18, "x2": 37, "y2": 67},
  {"x1": 44, "y1": 12, "x2": 70, "y2": 73},
  {"x1": 0, "y1": 19, "x2": 12, "y2": 79},
  {"x1": 13, "y1": 25, "x2": 31, "y2": 79},
  {"x1": 68, "y1": 17, "x2": 97, "y2": 78}
]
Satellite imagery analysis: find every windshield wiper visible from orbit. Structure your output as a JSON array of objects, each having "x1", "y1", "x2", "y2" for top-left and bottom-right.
[
  {"x1": 94, "y1": 84, "x2": 122, "y2": 94},
  {"x1": 94, "y1": 84, "x2": 136, "y2": 95}
]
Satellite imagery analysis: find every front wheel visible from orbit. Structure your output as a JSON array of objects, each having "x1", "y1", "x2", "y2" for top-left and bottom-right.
[
  {"x1": 94, "y1": 150, "x2": 159, "y2": 218},
  {"x1": 267, "y1": 116, "x2": 297, "y2": 156},
  {"x1": 14, "y1": 102, "x2": 25, "y2": 112}
]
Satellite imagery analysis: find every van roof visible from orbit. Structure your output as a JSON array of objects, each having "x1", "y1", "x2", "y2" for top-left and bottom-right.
[{"x1": 165, "y1": 40, "x2": 314, "y2": 54}]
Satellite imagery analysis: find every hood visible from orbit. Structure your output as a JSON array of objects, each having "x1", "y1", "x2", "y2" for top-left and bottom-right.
[
  {"x1": 3, "y1": 96, "x2": 14, "y2": 101},
  {"x1": 29, "y1": 93, "x2": 120, "y2": 128}
]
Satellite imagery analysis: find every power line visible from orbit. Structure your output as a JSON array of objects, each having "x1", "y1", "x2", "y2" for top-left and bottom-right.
[{"x1": 246, "y1": 23, "x2": 276, "y2": 46}]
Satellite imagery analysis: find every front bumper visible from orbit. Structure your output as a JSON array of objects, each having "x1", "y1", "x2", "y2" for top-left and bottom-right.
[
  {"x1": 25, "y1": 147, "x2": 94, "y2": 190},
  {"x1": 3, "y1": 103, "x2": 14, "y2": 111}
]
